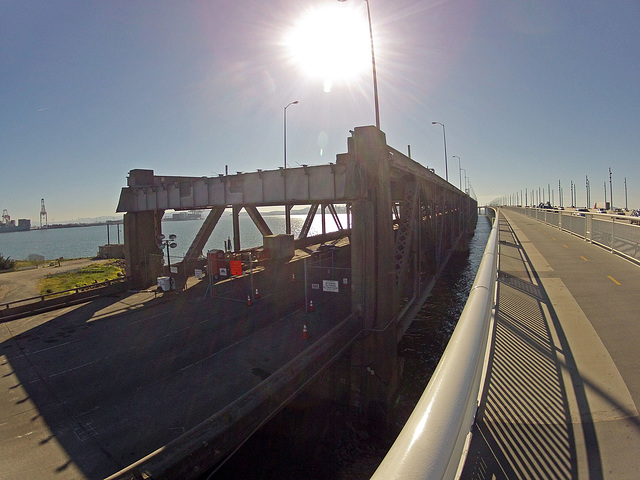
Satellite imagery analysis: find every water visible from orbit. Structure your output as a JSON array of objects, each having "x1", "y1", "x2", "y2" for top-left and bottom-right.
[
  {"x1": 209, "y1": 215, "x2": 494, "y2": 480},
  {"x1": 0, "y1": 212, "x2": 344, "y2": 261},
  {"x1": 0, "y1": 225, "x2": 108, "y2": 261}
]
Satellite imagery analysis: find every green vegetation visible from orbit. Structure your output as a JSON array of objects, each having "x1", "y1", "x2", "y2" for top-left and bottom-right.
[
  {"x1": 14, "y1": 259, "x2": 46, "y2": 270},
  {"x1": 39, "y1": 261, "x2": 124, "y2": 295},
  {"x1": 0, "y1": 254, "x2": 16, "y2": 271}
]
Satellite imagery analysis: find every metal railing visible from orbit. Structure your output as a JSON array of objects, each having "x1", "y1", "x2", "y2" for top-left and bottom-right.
[
  {"x1": 515, "y1": 207, "x2": 640, "y2": 265},
  {"x1": 371, "y1": 210, "x2": 499, "y2": 480}
]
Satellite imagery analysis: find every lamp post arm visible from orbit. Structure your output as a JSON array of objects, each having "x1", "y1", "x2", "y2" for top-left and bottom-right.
[
  {"x1": 365, "y1": 0, "x2": 380, "y2": 129},
  {"x1": 442, "y1": 124, "x2": 448, "y2": 182},
  {"x1": 283, "y1": 101, "x2": 299, "y2": 169}
]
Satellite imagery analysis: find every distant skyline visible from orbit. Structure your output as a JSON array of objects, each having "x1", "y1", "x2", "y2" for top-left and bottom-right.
[{"x1": 2, "y1": 0, "x2": 639, "y2": 222}]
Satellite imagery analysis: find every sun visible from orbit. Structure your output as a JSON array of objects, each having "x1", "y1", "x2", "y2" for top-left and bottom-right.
[{"x1": 285, "y1": 5, "x2": 371, "y2": 92}]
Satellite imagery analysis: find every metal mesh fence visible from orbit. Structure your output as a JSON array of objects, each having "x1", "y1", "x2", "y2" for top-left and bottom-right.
[{"x1": 514, "y1": 207, "x2": 640, "y2": 264}]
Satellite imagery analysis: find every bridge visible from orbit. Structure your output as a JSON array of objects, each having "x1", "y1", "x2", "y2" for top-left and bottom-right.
[
  {"x1": 1, "y1": 125, "x2": 639, "y2": 478},
  {"x1": 372, "y1": 206, "x2": 640, "y2": 479}
]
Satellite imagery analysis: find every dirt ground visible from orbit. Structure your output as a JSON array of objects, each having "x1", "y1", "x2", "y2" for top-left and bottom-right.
[{"x1": 0, "y1": 258, "x2": 112, "y2": 305}]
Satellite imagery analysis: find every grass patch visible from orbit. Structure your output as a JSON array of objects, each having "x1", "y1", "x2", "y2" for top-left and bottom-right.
[
  {"x1": 14, "y1": 259, "x2": 45, "y2": 270},
  {"x1": 14, "y1": 257, "x2": 79, "y2": 270},
  {"x1": 39, "y1": 261, "x2": 124, "y2": 295}
]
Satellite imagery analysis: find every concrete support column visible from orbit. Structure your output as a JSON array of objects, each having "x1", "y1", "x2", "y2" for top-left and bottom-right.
[
  {"x1": 124, "y1": 210, "x2": 164, "y2": 288},
  {"x1": 232, "y1": 205, "x2": 241, "y2": 252},
  {"x1": 349, "y1": 126, "x2": 400, "y2": 413}
]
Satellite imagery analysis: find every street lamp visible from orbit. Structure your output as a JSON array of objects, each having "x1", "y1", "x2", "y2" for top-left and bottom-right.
[
  {"x1": 609, "y1": 167, "x2": 613, "y2": 210},
  {"x1": 157, "y1": 233, "x2": 177, "y2": 290},
  {"x1": 338, "y1": 0, "x2": 380, "y2": 129},
  {"x1": 283, "y1": 100, "x2": 299, "y2": 169},
  {"x1": 432, "y1": 121, "x2": 448, "y2": 182},
  {"x1": 452, "y1": 155, "x2": 461, "y2": 190},
  {"x1": 460, "y1": 168, "x2": 467, "y2": 194}
]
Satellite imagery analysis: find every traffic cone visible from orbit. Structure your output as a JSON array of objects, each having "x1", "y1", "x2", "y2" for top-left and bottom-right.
[
  {"x1": 247, "y1": 294, "x2": 252, "y2": 306},
  {"x1": 255, "y1": 287, "x2": 260, "y2": 299},
  {"x1": 308, "y1": 299, "x2": 314, "y2": 312},
  {"x1": 302, "y1": 324, "x2": 309, "y2": 339}
]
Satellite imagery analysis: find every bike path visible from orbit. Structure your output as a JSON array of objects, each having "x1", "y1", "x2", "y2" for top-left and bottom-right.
[{"x1": 462, "y1": 208, "x2": 640, "y2": 479}]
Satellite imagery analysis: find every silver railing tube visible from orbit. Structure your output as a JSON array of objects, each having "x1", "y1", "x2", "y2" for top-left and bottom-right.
[{"x1": 371, "y1": 211, "x2": 499, "y2": 480}]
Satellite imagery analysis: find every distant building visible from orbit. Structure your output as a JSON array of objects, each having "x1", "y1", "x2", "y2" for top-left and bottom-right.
[{"x1": 168, "y1": 211, "x2": 203, "y2": 221}]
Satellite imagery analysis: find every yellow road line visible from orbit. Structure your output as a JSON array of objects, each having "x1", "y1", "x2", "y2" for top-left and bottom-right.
[
  {"x1": 608, "y1": 275, "x2": 621, "y2": 285},
  {"x1": 580, "y1": 256, "x2": 589, "y2": 261},
  {"x1": 562, "y1": 244, "x2": 569, "y2": 249}
]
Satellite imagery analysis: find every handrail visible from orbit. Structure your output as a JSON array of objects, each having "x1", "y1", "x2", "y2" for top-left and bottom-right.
[{"x1": 371, "y1": 209, "x2": 499, "y2": 480}]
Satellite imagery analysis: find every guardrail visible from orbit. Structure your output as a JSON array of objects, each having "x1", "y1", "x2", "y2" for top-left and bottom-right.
[
  {"x1": 371, "y1": 209, "x2": 499, "y2": 480},
  {"x1": 0, "y1": 278, "x2": 129, "y2": 321},
  {"x1": 514, "y1": 207, "x2": 640, "y2": 265}
]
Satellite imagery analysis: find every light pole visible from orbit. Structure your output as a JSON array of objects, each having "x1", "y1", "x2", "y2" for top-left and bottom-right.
[
  {"x1": 586, "y1": 175, "x2": 590, "y2": 209},
  {"x1": 283, "y1": 100, "x2": 298, "y2": 169},
  {"x1": 609, "y1": 167, "x2": 613, "y2": 210},
  {"x1": 157, "y1": 233, "x2": 177, "y2": 290},
  {"x1": 432, "y1": 121, "x2": 448, "y2": 182},
  {"x1": 338, "y1": 0, "x2": 380, "y2": 129},
  {"x1": 460, "y1": 168, "x2": 467, "y2": 194},
  {"x1": 452, "y1": 155, "x2": 461, "y2": 190}
]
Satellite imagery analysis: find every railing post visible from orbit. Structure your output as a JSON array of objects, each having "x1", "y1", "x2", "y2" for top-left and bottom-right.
[
  {"x1": 611, "y1": 216, "x2": 615, "y2": 253},
  {"x1": 558, "y1": 210, "x2": 563, "y2": 231}
]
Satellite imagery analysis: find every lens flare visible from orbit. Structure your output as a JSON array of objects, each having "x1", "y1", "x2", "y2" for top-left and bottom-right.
[{"x1": 285, "y1": 5, "x2": 371, "y2": 90}]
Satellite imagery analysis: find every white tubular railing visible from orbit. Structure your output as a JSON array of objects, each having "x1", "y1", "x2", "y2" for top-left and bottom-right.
[{"x1": 371, "y1": 212, "x2": 499, "y2": 480}]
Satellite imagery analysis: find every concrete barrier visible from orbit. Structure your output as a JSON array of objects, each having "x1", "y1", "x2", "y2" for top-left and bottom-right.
[{"x1": 0, "y1": 278, "x2": 129, "y2": 322}]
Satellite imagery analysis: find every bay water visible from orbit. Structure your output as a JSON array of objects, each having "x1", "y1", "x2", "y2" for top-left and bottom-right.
[{"x1": 0, "y1": 212, "x2": 342, "y2": 262}]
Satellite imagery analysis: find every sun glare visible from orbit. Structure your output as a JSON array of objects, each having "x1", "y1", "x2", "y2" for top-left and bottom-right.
[{"x1": 285, "y1": 5, "x2": 371, "y2": 92}]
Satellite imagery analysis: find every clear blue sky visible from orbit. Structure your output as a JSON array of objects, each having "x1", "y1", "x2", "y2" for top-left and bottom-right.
[{"x1": 2, "y1": 0, "x2": 639, "y2": 222}]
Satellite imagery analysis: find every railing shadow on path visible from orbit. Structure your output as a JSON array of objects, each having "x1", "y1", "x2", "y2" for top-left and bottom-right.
[{"x1": 461, "y1": 214, "x2": 607, "y2": 479}]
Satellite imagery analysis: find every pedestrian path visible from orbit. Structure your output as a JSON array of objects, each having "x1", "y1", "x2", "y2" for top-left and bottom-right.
[{"x1": 461, "y1": 208, "x2": 640, "y2": 479}]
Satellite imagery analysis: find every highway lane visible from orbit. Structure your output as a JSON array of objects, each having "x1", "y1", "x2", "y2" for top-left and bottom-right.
[{"x1": 1, "y1": 271, "x2": 351, "y2": 479}]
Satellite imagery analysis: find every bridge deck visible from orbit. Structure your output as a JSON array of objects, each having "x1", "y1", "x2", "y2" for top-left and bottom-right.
[{"x1": 462, "y1": 209, "x2": 640, "y2": 479}]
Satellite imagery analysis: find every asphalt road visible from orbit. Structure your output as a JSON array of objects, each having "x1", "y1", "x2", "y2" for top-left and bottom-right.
[
  {"x1": 0, "y1": 262, "x2": 351, "y2": 479},
  {"x1": 0, "y1": 259, "x2": 111, "y2": 304}
]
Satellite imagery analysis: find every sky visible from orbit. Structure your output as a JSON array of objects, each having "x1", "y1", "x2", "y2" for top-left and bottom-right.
[{"x1": 2, "y1": 0, "x2": 639, "y2": 223}]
